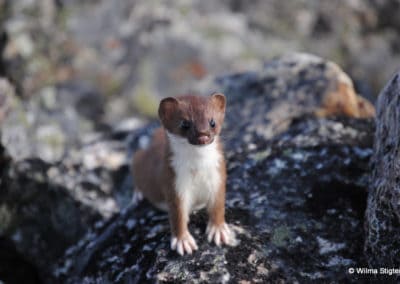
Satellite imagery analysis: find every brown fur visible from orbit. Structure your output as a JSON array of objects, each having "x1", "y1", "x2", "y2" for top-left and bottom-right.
[
  {"x1": 158, "y1": 94, "x2": 225, "y2": 145},
  {"x1": 207, "y1": 155, "x2": 227, "y2": 227},
  {"x1": 132, "y1": 128, "x2": 169, "y2": 206}
]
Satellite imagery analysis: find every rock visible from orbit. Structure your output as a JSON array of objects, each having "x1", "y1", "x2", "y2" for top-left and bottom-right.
[
  {"x1": 0, "y1": 237, "x2": 41, "y2": 284},
  {"x1": 0, "y1": 133, "x2": 139, "y2": 281},
  {"x1": 365, "y1": 72, "x2": 400, "y2": 268},
  {"x1": 0, "y1": 78, "x2": 14, "y2": 124},
  {"x1": 53, "y1": 54, "x2": 375, "y2": 283},
  {"x1": 0, "y1": 94, "x2": 144, "y2": 282},
  {"x1": 219, "y1": 53, "x2": 375, "y2": 141},
  {"x1": 0, "y1": 156, "x2": 101, "y2": 281},
  {"x1": 54, "y1": 116, "x2": 374, "y2": 283},
  {"x1": 1, "y1": 79, "x2": 118, "y2": 163}
]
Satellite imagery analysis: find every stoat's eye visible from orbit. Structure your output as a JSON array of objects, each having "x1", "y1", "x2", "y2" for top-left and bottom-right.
[
  {"x1": 180, "y1": 120, "x2": 191, "y2": 130},
  {"x1": 209, "y1": 118, "x2": 216, "y2": 128}
]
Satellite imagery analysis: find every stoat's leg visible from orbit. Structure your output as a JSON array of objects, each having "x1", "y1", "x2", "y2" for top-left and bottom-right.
[
  {"x1": 206, "y1": 183, "x2": 235, "y2": 246},
  {"x1": 168, "y1": 194, "x2": 198, "y2": 255}
]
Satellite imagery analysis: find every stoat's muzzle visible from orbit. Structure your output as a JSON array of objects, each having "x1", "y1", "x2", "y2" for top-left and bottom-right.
[{"x1": 189, "y1": 131, "x2": 213, "y2": 145}]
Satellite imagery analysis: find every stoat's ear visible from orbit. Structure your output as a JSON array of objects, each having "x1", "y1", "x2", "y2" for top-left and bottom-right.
[
  {"x1": 210, "y1": 92, "x2": 226, "y2": 112},
  {"x1": 158, "y1": 97, "x2": 179, "y2": 125}
]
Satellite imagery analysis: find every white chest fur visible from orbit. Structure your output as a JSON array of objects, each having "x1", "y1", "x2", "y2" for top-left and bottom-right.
[{"x1": 167, "y1": 132, "x2": 222, "y2": 212}]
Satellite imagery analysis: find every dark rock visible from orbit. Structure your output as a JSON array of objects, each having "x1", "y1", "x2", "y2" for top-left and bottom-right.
[
  {"x1": 370, "y1": 0, "x2": 400, "y2": 32},
  {"x1": 55, "y1": 82, "x2": 105, "y2": 124},
  {"x1": 365, "y1": 72, "x2": 400, "y2": 269},
  {"x1": 0, "y1": 97, "x2": 149, "y2": 282},
  {"x1": 53, "y1": 55, "x2": 375, "y2": 283},
  {"x1": 0, "y1": 156, "x2": 101, "y2": 281},
  {"x1": 0, "y1": 1, "x2": 9, "y2": 78},
  {"x1": 0, "y1": 237, "x2": 41, "y2": 284}
]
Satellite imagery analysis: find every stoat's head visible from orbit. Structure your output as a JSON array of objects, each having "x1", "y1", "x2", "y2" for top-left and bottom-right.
[{"x1": 158, "y1": 93, "x2": 226, "y2": 146}]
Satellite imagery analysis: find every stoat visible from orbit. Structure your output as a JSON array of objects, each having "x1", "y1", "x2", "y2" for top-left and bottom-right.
[{"x1": 132, "y1": 93, "x2": 234, "y2": 255}]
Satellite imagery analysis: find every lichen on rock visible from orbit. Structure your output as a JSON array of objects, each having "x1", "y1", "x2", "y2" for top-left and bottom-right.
[{"x1": 365, "y1": 72, "x2": 400, "y2": 270}]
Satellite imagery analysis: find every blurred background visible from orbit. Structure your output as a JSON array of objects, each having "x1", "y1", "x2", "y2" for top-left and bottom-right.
[
  {"x1": 1, "y1": 0, "x2": 399, "y2": 128},
  {"x1": 1, "y1": 0, "x2": 398, "y2": 164}
]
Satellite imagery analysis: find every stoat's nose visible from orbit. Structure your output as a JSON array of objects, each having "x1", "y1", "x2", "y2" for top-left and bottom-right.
[{"x1": 197, "y1": 134, "x2": 211, "y2": 144}]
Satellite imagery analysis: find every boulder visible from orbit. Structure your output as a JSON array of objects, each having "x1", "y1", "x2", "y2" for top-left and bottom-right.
[
  {"x1": 365, "y1": 71, "x2": 400, "y2": 268},
  {"x1": 0, "y1": 78, "x2": 143, "y2": 282},
  {"x1": 219, "y1": 53, "x2": 374, "y2": 142},
  {"x1": 53, "y1": 54, "x2": 375, "y2": 283}
]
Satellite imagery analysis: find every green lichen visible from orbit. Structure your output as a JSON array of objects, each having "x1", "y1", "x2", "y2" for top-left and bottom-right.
[
  {"x1": 203, "y1": 27, "x2": 226, "y2": 40},
  {"x1": 132, "y1": 86, "x2": 159, "y2": 117},
  {"x1": 178, "y1": 4, "x2": 190, "y2": 16},
  {"x1": 239, "y1": 49, "x2": 258, "y2": 61},
  {"x1": 57, "y1": 7, "x2": 72, "y2": 29},
  {"x1": 282, "y1": 149, "x2": 293, "y2": 157},
  {"x1": 0, "y1": 205, "x2": 13, "y2": 234},
  {"x1": 38, "y1": 132, "x2": 64, "y2": 149},
  {"x1": 251, "y1": 149, "x2": 271, "y2": 162},
  {"x1": 271, "y1": 226, "x2": 292, "y2": 248},
  {"x1": 103, "y1": 77, "x2": 123, "y2": 98},
  {"x1": 132, "y1": 60, "x2": 159, "y2": 117},
  {"x1": 297, "y1": 223, "x2": 308, "y2": 233}
]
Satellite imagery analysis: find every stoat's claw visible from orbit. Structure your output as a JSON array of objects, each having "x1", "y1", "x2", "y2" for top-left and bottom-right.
[
  {"x1": 170, "y1": 232, "x2": 198, "y2": 256},
  {"x1": 206, "y1": 222, "x2": 236, "y2": 246}
]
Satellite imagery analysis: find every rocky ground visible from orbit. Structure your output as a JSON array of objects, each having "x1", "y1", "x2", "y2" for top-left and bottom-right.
[
  {"x1": 0, "y1": 0, "x2": 399, "y2": 283},
  {"x1": 1, "y1": 52, "x2": 379, "y2": 283},
  {"x1": 53, "y1": 118, "x2": 375, "y2": 283}
]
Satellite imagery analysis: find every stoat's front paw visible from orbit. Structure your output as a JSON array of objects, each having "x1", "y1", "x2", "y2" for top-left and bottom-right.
[
  {"x1": 206, "y1": 222, "x2": 236, "y2": 246},
  {"x1": 171, "y1": 232, "x2": 198, "y2": 255}
]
